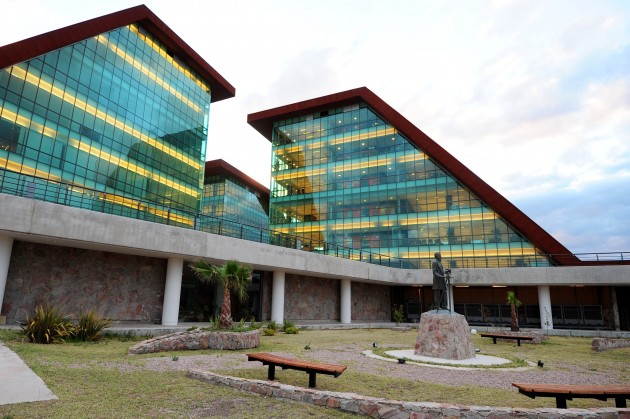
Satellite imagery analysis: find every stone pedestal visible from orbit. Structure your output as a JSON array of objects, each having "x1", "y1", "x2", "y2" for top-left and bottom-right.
[{"x1": 414, "y1": 310, "x2": 475, "y2": 360}]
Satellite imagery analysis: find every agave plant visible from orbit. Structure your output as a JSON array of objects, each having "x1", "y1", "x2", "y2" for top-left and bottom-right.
[
  {"x1": 74, "y1": 309, "x2": 112, "y2": 341},
  {"x1": 190, "y1": 260, "x2": 252, "y2": 329},
  {"x1": 21, "y1": 304, "x2": 73, "y2": 344}
]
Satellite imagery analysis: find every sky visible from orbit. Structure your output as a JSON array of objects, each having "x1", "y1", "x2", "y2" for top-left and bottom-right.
[{"x1": 1, "y1": 0, "x2": 629, "y2": 255}]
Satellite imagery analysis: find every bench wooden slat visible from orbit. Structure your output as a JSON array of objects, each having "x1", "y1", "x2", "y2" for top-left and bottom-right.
[
  {"x1": 480, "y1": 333, "x2": 534, "y2": 340},
  {"x1": 246, "y1": 352, "x2": 347, "y2": 388},
  {"x1": 480, "y1": 333, "x2": 534, "y2": 346},
  {"x1": 513, "y1": 383, "x2": 630, "y2": 396},
  {"x1": 247, "y1": 353, "x2": 346, "y2": 374},
  {"x1": 513, "y1": 382, "x2": 630, "y2": 409}
]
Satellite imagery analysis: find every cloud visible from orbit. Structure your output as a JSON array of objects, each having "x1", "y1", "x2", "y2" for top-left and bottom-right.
[{"x1": 512, "y1": 175, "x2": 630, "y2": 254}]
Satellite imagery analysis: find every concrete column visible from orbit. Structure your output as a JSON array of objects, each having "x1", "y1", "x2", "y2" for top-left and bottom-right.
[
  {"x1": 537, "y1": 285, "x2": 553, "y2": 330},
  {"x1": 162, "y1": 257, "x2": 183, "y2": 326},
  {"x1": 0, "y1": 235, "x2": 14, "y2": 317},
  {"x1": 340, "y1": 279, "x2": 351, "y2": 324},
  {"x1": 271, "y1": 271, "x2": 285, "y2": 323}
]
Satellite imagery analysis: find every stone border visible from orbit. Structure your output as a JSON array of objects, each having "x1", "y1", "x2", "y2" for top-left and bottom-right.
[
  {"x1": 128, "y1": 329, "x2": 259, "y2": 354},
  {"x1": 187, "y1": 370, "x2": 629, "y2": 418},
  {"x1": 592, "y1": 338, "x2": 630, "y2": 352}
]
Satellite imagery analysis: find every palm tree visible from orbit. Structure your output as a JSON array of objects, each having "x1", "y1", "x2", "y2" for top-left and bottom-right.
[
  {"x1": 506, "y1": 291, "x2": 522, "y2": 332},
  {"x1": 190, "y1": 259, "x2": 252, "y2": 329}
]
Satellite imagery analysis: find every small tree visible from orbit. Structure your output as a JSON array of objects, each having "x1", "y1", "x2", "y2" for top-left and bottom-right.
[
  {"x1": 190, "y1": 260, "x2": 252, "y2": 329},
  {"x1": 506, "y1": 291, "x2": 522, "y2": 332}
]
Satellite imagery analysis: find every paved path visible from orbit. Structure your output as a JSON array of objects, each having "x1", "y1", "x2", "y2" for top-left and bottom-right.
[{"x1": 0, "y1": 342, "x2": 57, "y2": 405}]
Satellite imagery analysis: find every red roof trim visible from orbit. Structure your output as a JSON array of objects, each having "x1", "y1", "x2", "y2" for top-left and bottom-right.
[
  {"x1": 0, "y1": 5, "x2": 234, "y2": 102},
  {"x1": 204, "y1": 159, "x2": 270, "y2": 197},
  {"x1": 247, "y1": 87, "x2": 581, "y2": 266}
]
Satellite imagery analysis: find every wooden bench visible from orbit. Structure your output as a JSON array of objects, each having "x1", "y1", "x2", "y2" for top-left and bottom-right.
[
  {"x1": 246, "y1": 352, "x2": 347, "y2": 388},
  {"x1": 513, "y1": 382, "x2": 630, "y2": 408},
  {"x1": 480, "y1": 333, "x2": 534, "y2": 346}
]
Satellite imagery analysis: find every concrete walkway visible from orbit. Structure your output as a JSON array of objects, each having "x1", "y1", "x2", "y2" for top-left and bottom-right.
[{"x1": 0, "y1": 342, "x2": 57, "y2": 405}]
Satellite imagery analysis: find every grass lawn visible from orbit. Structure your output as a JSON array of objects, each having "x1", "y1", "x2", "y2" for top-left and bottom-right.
[{"x1": 0, "y1": 327, "x2": 628, "y2": 418}]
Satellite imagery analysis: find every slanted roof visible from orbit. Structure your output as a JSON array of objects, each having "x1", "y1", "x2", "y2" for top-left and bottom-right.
[
  {"x1": 204, "y1": 159, "x2": 269, "y2": 209},
  {"x1": 247, "y1": 87, "x2": 581, "y2": 266},
  {"x1": 0, "y1": 4, "x2": 234, "y2": 102}
]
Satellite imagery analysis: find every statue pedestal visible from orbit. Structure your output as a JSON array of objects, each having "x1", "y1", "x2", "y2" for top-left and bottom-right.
[{"x1": 414, "y1": 310, "x2": 475, "y2": 360}]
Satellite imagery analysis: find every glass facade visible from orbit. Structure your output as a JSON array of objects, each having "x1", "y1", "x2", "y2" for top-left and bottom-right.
[
  {"x1": 0, "y1": 24, "x2": 211, "y2": 226},
  {"x1": 269, "y1": 102, "x2": 552, "y2": 268},
  {"x1": 201, "y1": 174, "x2": 268, "y2": 229}
]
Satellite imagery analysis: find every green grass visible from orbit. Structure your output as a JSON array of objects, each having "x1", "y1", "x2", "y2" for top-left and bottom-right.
[{"x1": 0, "y1": 328, "x2": 628, "y2": 417}]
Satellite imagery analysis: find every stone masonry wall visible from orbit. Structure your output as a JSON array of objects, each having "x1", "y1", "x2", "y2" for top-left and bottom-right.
[
  {"x1": 351, "y1": 282, "x2": 390, "y2": 321},
  {"x1": 285, "y1": 274, "x2": 339, "y2": 320},
  {"x1": 128, "y1": 330, "x2": 260, "y2": 354},
  {"x1": 188, "y1": 370, "x2": 629, "y2": 418},
  {"x1": 415, "y1": 311, "x2": 475, "y2": 360},
  {"x1": 3, "y1": 241, "x2": 166, "y2": 324},
  {"x1": 592, "y1": 337, "x2": 630, "y2": 352},
  {"x1": 283, "y1": 275, "x2": 391, "y2": 321}
]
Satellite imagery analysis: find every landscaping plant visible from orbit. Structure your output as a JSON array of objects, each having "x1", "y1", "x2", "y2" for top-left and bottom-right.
[
  {"x1": 189, "y1": 259, "x2": 252, "y2": 329},
  {"x1": 73, "y1": 309, "x2": 112, "y2": 341},
  {"x1": 506, "y1": 291, "x2": 522, "y2": 332},
  {"x1": 21, "y1": 304, "x2": 73, "y2": 344}
]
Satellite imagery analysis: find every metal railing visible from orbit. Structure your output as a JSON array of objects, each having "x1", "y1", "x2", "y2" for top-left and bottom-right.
[{"x1": 1, "y1": 170, "x2": 627, "y2": 269}]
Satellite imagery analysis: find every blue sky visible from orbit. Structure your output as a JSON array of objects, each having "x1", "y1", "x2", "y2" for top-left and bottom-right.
[{"x1": 2, "y1": 0, "x2": 629, "y2": 255}]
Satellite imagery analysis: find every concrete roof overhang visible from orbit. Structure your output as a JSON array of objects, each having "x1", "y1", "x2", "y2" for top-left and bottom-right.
[
  {"x1": 0, "y1": 4, "x2": 235, "y2": 102},
  {"x1": 247, "y1": 87, "x2": 581, "y2": 266},
  {"x1": 1, "y1": 194, "x2": 628, "y2": 287}
]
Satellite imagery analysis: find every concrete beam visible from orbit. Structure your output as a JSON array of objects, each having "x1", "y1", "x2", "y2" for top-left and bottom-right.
[{"x1": 1, "y1": 194, "x2": 628, "y2": 287}]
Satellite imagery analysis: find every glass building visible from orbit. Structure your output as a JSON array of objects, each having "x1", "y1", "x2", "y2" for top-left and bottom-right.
[
  {"x1": 249, "y1": 88, "x2": 578, "y2": 269},
  {"x1": 201, "y1": 159, "x2": 269, "y2": 229},
  {"x1": 0, "y1": 6, "x2": 234, "y2": 227}
]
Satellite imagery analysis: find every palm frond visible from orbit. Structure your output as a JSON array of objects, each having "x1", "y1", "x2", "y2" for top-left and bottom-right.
[{"x1": 190, "y1": 259, "x2": 226, "y2": 286}]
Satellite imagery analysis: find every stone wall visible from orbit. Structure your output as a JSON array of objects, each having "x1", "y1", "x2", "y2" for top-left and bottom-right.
[
  {"x1": 188, "y1": 370, "x2": 629, "y2": 418},
  {"x1": 128, "y1": 330, "x2": 260, "y2": 354},
  {"x1": 351, "y1": 282, "x2": 390, "y2": 321},
  {"x1": 285, "y1": 274, "x2": 339, "y2": 320},
  {"x1": 3, "y1": 241, "x2": 166, "y2": 324},
  {"x1": 592, "y1": 337, "x2": 630, "y2": 352},
  {"x1": 283, "y1": 275, "x2": 391, "y2": 322}
]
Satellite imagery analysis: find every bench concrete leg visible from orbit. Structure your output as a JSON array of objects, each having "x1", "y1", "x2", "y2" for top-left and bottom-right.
[
  {"x1": 308, "y1": 372, "x2": 316, "y2": 388},
  {"x1": 556, "y1": 397, "x2": 567, "y2": 409},
  {"x1": 267, "y1": 364, "x2": 275, "y2": 380},
  {"x1": 517, "y1": 339, "x2": 521, "y2": 346},
  {"x1": 615, "y1": 397, "x2": 627, "y2": 408},
  {"x1": 492, "y1": 337, "x2": 497, "y2": 344}
]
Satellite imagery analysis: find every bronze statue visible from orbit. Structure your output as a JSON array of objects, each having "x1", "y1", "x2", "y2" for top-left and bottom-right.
[{"x1": 432, "y1": 252, "x2": 447, "y2": 310}]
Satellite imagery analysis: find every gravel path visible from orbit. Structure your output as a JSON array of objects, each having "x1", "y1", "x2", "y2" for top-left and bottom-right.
[{"x1": 120, "y1": 343, "x2": 621, "y2": 391}]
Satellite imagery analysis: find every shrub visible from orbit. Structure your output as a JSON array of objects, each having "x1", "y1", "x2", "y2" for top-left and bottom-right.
[
  {"x1": 266, "y1": 320, "x2": 279, "y2": 331},
  {"x1": 282, "y1": 319, "x2": 295, "y2": 332},
  {"x1": 249, "y1": 317, "x2": 261, "y2": 329},
  {"x1": 201, "y1": 317, "x2": 258, "y2": 333},
  {"x1": 392, "y1": 304, "x2": 405, "y2": 324},
  {"x1": 284, "y1": 326, "x2": 299, "y2": 334},
  {"x1": 263, "y1": 328, "x2": 276, "y2": 336},
  {"x1": 73, "y1": 309, "x2": 111, "y2": 342},
  {"x1": 21, "y1": 304, "x2": 73, "y2": 344},
  {"x1": 209, "y1": 316, "x2": 221, "y2": 330}
]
